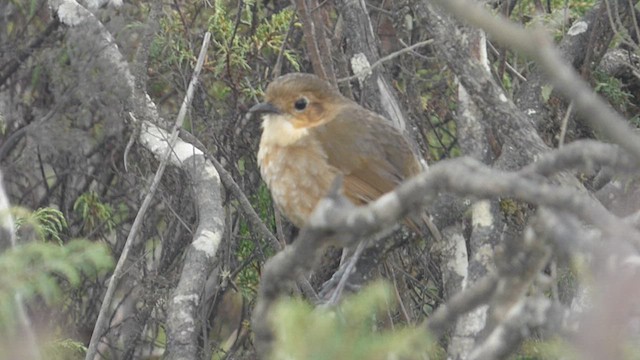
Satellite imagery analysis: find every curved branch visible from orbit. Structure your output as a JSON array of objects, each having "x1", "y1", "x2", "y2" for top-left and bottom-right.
[
  {"x1": 519, "y1": 140, "x2": 637, "y2": 177},
  {"x1": 46, "y1": 2, "x2": 220, "y2": 359},
  {"x1": 253, "y1": 155, "x2": 640, "y2": 355}
]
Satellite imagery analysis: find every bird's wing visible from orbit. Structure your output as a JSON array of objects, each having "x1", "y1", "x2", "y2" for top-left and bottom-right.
[{"x1": 310, "y1": 105, "x2": 422, "y2": 204}]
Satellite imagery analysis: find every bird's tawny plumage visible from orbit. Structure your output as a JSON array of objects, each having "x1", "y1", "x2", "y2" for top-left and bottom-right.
[{"x1": 249, "y1": 73, "x2": 423, "y2": 228}]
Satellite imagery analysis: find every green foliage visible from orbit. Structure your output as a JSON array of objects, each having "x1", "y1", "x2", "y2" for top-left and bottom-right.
[
  {"x1": 425, "y1": 114, "x2": 459, "y2": 160},
  {"x1": 252, "y1": 8, "x2": 301, "y2": 72},
  {"x1": 271, "y1": 282, "x2": 439, "y2": 360},
  {"x1": 414, "y1": 68, "x2": 459, "y2": 160},
  {"x1": 206, "y1": 5, "x2": 299, "y2": 98},
  {"x1": 514, "y1": 0, "x2": 598, "y2": 19},
  {"x1": 153, "y1": 17, "x2": 193, "y2": 68},
  {"x1": 630, "y1": 115, "x2": 640, "y2": 128},
  {"x1": 541, "y1": 85, "x2": 554, "y2": 104},
  {"x1": 13, "y1": 207, "x2": 67, "y2": 244},
  {"x1": 236, "y1": 183, "x2": 276, "y2": 298},
  {"x1": 206, "y1": 3, "x2": 300, "y2": 73},
  {"x1": 0, "y1": 113, "x2": 5, "y2": 136},
  {"x1": 152, "y1": 3, "x2": 300, "y2": 104},
  {"x1": 516, "y1": 338, "x2": 578, "y2": 359},
  {"x1": 8, "y1": 0, "x2": 41, "y2": 20},
  {"x1": 73, "y1": 191, "x2": 116, "y2": 233},
  {"x1": 593, "y1": 70, "x2": 631, "y2": 109},
  {"x1": 0, "y1": 239, "x2": 113, "y2": 329},
  {"x1": 500, "y1": 198, "x2": 520, "y2": 217},
  {"x1": 45, "y1": 338, "x2": 87, "y2": 360}
]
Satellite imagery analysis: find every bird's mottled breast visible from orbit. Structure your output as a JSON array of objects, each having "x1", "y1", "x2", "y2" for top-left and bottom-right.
[{"x1": 257, "y1": 115, "x2": 337, "y2": 227}]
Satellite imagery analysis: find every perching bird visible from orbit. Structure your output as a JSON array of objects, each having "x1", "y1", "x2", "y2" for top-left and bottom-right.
[{"x1": 248, "y1": 73, "x2": 431, "y2": 233}]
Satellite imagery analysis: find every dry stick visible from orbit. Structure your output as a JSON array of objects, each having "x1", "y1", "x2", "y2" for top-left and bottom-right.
[
  {"x1": 271, "y1": 15, "x2": 296, "y2": 79},
  {"x1": 293, "y1": 0, "x2": 336, "y2": 84},
  {"x1": 426, "y1": 273, "x2": 499, "y2": 338},
  {"x1": 253, "y1": 153, "x2": 640, "y2": 354},
  {"x1": 628, "y1": 0, "x2": 640, "y2": 51},
  {"x1": 486, "y1": 41, "x2": 527, "y2": 82},
  {"x1": 558, "y1": 101, "x2": 574, "y2": 148},
  {"x1": 337, "y1": 39, "x2": 434, "y2": 83},
  {"x1": 518, "y1": 140, "x2": 637, "y2": 177},
  {"x1": 84, "y1": 32, "x2": 211, "y2": 360},
  {"x1": 432, "y1": 0, "x2": 640, "y2": 162}
]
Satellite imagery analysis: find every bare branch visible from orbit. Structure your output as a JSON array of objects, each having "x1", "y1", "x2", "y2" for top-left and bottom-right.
[
  {"x1": 337, "y1": 39, "x2": 434, "y2": 83},
  {"x1": 46, "y1": 2, "x2": 218, "y2": 358},
  {"x1": 85, "y1": 30, "x2": 212, "y2": 360},
  {"x1": 426, "y1": 273, "x2": 499, "y2": 338},
  {"x1": 519, "y1": 140, "x2": 637, "y2": 177},
  {"x1": 253, "y1": 154, "x2": 640, "y2": 355},
  {"x1": 292, "y1": 0, "x2": 336, "y2": 85},
  {"x1": 469, "y1": 296, "x2": 554, "y2": 360}
]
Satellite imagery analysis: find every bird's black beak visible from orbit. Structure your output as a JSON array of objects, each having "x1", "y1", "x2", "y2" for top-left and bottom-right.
[{"x1": 247, "y1": 102, "x2": 281, "y2": 119}]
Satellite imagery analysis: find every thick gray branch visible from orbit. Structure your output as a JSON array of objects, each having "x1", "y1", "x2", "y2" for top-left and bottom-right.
[
  {"x1": 430, "y1": 0, "x2": 640, "y2": 163},
  {"x1": 47, "y1": 2, "x2": 222, "y2": 359},
  {"x1": 253, "y1": 155, "x2": 640, "y2": 356}
]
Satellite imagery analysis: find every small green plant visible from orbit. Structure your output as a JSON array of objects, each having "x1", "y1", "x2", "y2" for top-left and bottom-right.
[
  {"x1": 0, "y1": 239, "x2": 113, "y2": 329},
  {"x1": 13, "y1": 207, "x2": 67, "y2": 244},
  {"x1": 593, "y1": 70, "x2": 631, "y2": 109},
  {"x1": 73, "y1": 191, "x2": 116, "y2": 233},
  {"x1": 45, "y1": 338, "x2": 87, "y2": 360},
  {"x1": 630, "y1": 114, "x2": 640, "y2": 128},
  {"x1": 271, "y1": 282, "x2": 439, "y2": 360},
  {"x1": 236, "y1": 183, "x2": 276, "y2": 298},
  {"x1": 516, "y1": 338, "x2": 579, "y2": 360},
  {"x1": 152, "y1": 3, "x2": 300, "y2": 103},
  {"x1": 0, "y1": 114, "x2": 6, "y2": 136}
]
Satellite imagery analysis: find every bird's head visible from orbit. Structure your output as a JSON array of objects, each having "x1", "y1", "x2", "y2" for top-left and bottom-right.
[{"x1": 248, "y1": 73, "x2": 346, "y2": 130}]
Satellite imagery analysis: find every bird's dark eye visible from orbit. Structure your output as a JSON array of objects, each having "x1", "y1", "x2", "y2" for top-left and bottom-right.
[{"x1": 294, "y1": 97, "x2": 308, "y2": 111}]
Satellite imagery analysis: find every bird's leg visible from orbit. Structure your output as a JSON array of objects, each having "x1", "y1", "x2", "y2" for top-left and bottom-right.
[
  {"x1": 326, "y1": 240, "x2": 368, "y2": 306},
  {"x1": 319, "y1": 225, "x2": 399, "y2": 303},
  {"x1": 422, "y1": 213, "x2": 443, "y2": 243},
  {"x1": 339, "y1": 247, "x2": 352, "y2": 267}
]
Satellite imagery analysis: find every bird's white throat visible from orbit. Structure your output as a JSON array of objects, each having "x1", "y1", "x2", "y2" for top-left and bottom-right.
[{"x1": 259, "y1": 114, "x2": 309, "y2": 147}]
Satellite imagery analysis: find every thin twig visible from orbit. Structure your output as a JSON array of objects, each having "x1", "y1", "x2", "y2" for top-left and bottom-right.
[
  {"x1": 0, "y1": 18, "x2": 59, "y2": 87},
  {"x1": 558, "y1": 101, "x2": 573, "y2": 148},
  {"x1": 487, "y1": 40, "x2": 527, "y2": 82},
  {"x1": 271, "y1": 15, "x2": 296, "y2": 79},
  {"x1": 337, "y1": 39, "x2": 434, "y2": 83},
  {"x1": 426, "y1": 273, "x2": 499, "y2": 338},
  {"x1": 629, "y1": 0, "x2": 640, "y2": 52},
  {"x1": 326, "y1": 240, "x2": 366, "y2": 305}
]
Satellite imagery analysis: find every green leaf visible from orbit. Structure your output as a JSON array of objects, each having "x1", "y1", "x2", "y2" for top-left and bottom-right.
[
  {"x1": 541, "y1": 84, "x2": 553, "y2": 103},
  {"x1": 271, "y1": 282, "x2": 438, "y2": 360},
  {"x1": 0, "y1": 240, "x2": 114, "y2": 330}
]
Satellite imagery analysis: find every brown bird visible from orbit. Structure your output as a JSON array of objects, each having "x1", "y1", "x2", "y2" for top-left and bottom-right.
[{"x1": 248, "y1": 73, "x2": 429, "y2": 232}]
